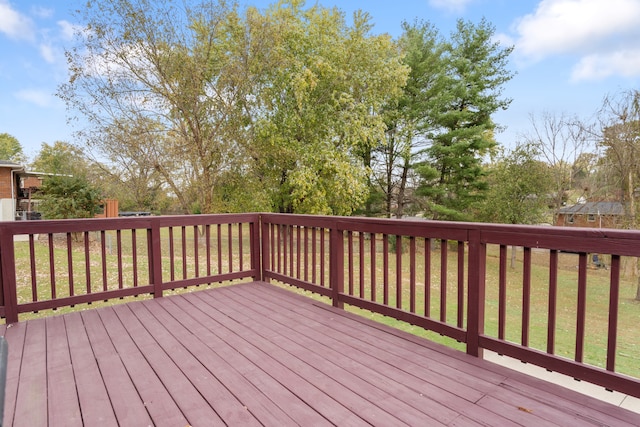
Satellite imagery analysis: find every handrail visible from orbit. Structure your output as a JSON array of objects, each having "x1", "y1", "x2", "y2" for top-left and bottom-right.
[
  {"x1": 0, "y1": 213, "x2": 639, "y2": 399},
  {"x1": 0, "y1": 214, "x2": 260, "y2": 323}
]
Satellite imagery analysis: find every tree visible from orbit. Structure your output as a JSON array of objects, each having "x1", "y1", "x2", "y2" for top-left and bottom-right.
[
  {"x1": 60, "y1": 0, "x2": 248, "y2": 214},
  {"x1": 38, "y1": 175, "x2": 103, "y2": 219},
  {"x1": 90, "y1": 118, "x2": 172, "y2": 214},
  {"x1": 414, "y1": 18, "x2": 514, "y2": 220},
  {"x1": 524, "y1": 111, "x2": 593, "y2": 220},
  {"x1": 0, "y1": 133, "x2": 26, "y2": 163},
  {"x1": 30, "y1": 141, "x2": 91, "y2": 176},
  {"x1": 60, "y1": 0, "x2": 407, "y2": 215},
  {"x1": 595, "y1": 89, "x2": 640, "y2": 300},
  {"x1": 247, "y1": 2, "x2": 407, "y2": 214},
  {"x1": 478, "y1": 143, "x2": 553, "y2": 267},
  {"x1": 479, "y1": 144, "x2": 552, "y2": 225},
  {"x1": 371, "y1": 20, "x2": 445, "y2": 218}
]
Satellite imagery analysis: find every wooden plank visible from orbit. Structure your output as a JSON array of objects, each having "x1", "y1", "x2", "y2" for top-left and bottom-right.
[
  {"x1": 498, "y1": 377, "x2": 640, "y2": 426},
  {"x1": 216, "y1": 286, "x2": 450, "y2": 425},
  {"x1": 45, "y1": 316, "x2": 82, "y2": 427},
  {"x1": 13, "y1": 319, "x2": 48, "y2": 427},
  {"x1": 485, "y1": 385, "x2": 624, "y2": 427},
  {"x1": 170, "y1": 292, "x2": 360, "y2": 425},
  {"x1": 110, "y1": 303, "x2": 225, "y2": 427},
  {"x1": 126, "y1": 302, "x2": 262, "y2": 427},
  {"x1": 2, "y1": 322, "x2": 27, "y2": 427},
  {"x1": 63, "y1": 312, "x2": 118, "y2": 426},
  {"x1": 2, "y1": 283, "x2": 638, "y2": 427},
  {"x1": 96, "y1": 307, "x2": 189, "y2": 427},
  {"x1": 163, "y1": 294, "x2": 338, "y2": 426},
  {"x1": 252, "y1": 283, "x2": 640, "y2": 426},
  {"x1": 250, "y1": 283, "x2": 503, "y2": 395},
  {"x1": 79, "y1": 309, "x2": 153, "y2": 426},
  {"x1": 191, "y1": 290, "x2": 427, "y2": 427},
  {"x1": 476, "y1": 394, "x2": 557, "y2": 427},
  {"x1": 223, "y1": 284, "x2": 520, "y2": 426},
  {"x1": 258, "y1": 282, "x2": 507, "y2": 382},
  {"x1": 151, "y1": 297, "x2": 301, "y2": 426}
]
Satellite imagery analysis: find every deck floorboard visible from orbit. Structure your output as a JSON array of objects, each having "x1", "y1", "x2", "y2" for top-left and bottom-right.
[{"x1": 1, "y1": 281, "x2": 638, "y2": 426}]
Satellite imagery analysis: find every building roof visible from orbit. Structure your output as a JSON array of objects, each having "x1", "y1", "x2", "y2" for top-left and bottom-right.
[
  {"x1": 558, "y1": 201, "x2": 625, "y2": 216},
  {"x1": 0, "y1": 160, "x2": 23, "y2": 169}
]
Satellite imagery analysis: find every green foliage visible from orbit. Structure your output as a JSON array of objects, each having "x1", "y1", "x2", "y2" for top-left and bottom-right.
[
  {"x1": 30, "y1": 141, "x2": 89, "y2": 176},
  {"x1": 0, "y1": 133, "x2": 25, "y2": 163},
  {"x1": 249, "y1": 1, "x2": 407, "y2": 214},
  {"x1": 372, "y1": 21, "x2": 446, "y2": 218},
  {"x1": 415, "y1": 18, "x2": 514, "y2": 220},
  {"x1": 371, "y1": 18, "x2": 514, "y2": 220},
  {"x1": 39, "y1": 175, "x2": 103, "y2": 219},
  {"x1": 60, "y1": 0, "x2": 407, "y2": 216},
  {"x1": 477, "y1": 144, "x2": 553, "y2": 224},
  {"x1": 60, "y1": 1, "x2": 516, "y2": 218}
]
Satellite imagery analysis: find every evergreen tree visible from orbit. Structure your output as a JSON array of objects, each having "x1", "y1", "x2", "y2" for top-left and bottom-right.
[{"x1": 415, "y1": 18, "x2": 514, "y2": 220}]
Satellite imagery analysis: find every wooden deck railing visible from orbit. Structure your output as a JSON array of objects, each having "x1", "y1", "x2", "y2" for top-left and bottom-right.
[
  {"x1": 0, "y1": 213, "x2": 638, "y2": 399},
  {"x1": 0, "y1": 214, "x2": 260, "y2": 323},
  {"x1": 261, "y1": 214, "x2": 640, "y2": 399}
]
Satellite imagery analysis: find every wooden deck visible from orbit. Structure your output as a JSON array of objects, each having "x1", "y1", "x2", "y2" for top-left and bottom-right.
[{"x1": 1, "y1": 282, "x2": 637, "y2": 427}]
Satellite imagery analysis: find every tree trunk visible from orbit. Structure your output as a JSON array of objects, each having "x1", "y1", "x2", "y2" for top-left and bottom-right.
[
  {"x1": 510, "y1": 245, "x2": 517, "y2": 269},
  {"x1": 395, "y1": 157, "x2": 409, "y2": 219}
]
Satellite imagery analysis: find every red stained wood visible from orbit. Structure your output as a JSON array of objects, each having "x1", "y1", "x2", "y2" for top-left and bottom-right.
[
  {"x1": 607, "y1": 254, "x2": 621, "y2": 371},
  {"x1": 498, "y1": 244, "x2": 507, "y2": 340},
  {"x1": 2, "y1": 283, "x2": 637, "y2": 427},
  {"x1": 547, "y1": 249, "x2": 558, "y2": 354}
]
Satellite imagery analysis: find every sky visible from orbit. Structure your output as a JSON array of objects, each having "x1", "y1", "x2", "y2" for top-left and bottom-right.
[{"x1": 1, "y1": 0, "x2": 640, "y2": 160}]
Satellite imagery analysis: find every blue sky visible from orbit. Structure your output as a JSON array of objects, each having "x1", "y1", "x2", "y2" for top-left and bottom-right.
[{"x1": 1, "y1": 0, "x2": 640, "y2": 160}]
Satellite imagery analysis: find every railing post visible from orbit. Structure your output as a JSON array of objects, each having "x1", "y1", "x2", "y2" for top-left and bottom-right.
[
  {"x1": 259, "y1": 216, "x2": 270, "y2": 283},
  {"x1": 148, "y1": 219, "x2": 163, "y2": 298},
  {"x1": 0, "y1": 227, "x2": 19, "y2": 324},
  {"x1": 466, "y1": 228, "x2": 486, "y2": 357},
  {"x1": 329, "y1": 223, "x2": 344, "y2": 309}
]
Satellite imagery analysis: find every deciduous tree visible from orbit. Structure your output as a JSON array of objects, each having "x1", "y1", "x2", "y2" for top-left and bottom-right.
[{"x1": 0, "y1": 133, "x2": 25, "y2": 164}]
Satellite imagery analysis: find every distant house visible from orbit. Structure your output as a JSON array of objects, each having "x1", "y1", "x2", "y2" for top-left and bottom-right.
[
  {"x1": 0, "y1": 161, "x2": 44, "y2": 221},
  {"x1": 0, "y1": 161, "x2": 22, "y2": 221},
  {"x1": 0, "y1": 161, "x2": 119, "y2": 221},
  {"x1": 555, "y1": 201, "x2": 625, "y2": 229}
]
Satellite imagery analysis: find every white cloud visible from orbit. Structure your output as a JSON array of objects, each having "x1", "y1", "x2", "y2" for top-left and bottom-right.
[
  {"x1": 428, "y1": 0, "x2": 475, "y2": 13},
  {"x1": 31, "y1": 6, "x2": 53, "y2": 19},
  {"x1": 571, "y1": 48, "x2": 640, "y2": 81},
  {"x1": 504, "y1": 0, "x2": 640, "y2": 80},
  {"x1": 39, "y1": 43, "x2": 56, "y2": 63},
  {"x1": 0, "y1": 0, "x2": 35, "y2": 41},
  {"x1": 58, "y1": 20, "x2": 79, "y2": 41},
  {"x1": 14, "y1": 89, "x2": 52, "y2": 107},
  {"x1": 513, "y1": 0, "x2": 640, "y2": 59}
]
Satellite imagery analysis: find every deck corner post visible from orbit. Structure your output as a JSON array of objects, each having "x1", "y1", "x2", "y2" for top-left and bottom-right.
[
  {"x1": 329, "y1": 223, "x2": 344, "y2": 309},
  {"x1": 0, "y1": 226, "x2": 19, "y2": 324},
  {"x1": 148, "y1": 219, "x2": 164, "y2": 299},
  {"x1": 466, "y1": 228, "x2": 486, "y2": 358}
]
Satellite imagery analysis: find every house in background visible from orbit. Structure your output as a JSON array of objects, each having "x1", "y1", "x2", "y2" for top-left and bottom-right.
[
  {"x1": 555, "y1": 201, "x2": 626, "y2": 229},
  {"x1": 0, "y1": 161, "x2": 41, "y2": 222},
  {"x1": 0, "y1": 160, "x2": 119, "y2": 221}
]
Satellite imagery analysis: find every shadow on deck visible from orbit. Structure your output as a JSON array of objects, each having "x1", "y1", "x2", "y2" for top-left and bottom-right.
[{"x1": 1, "y1": 282, "x2": 637, "y2": 426}]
